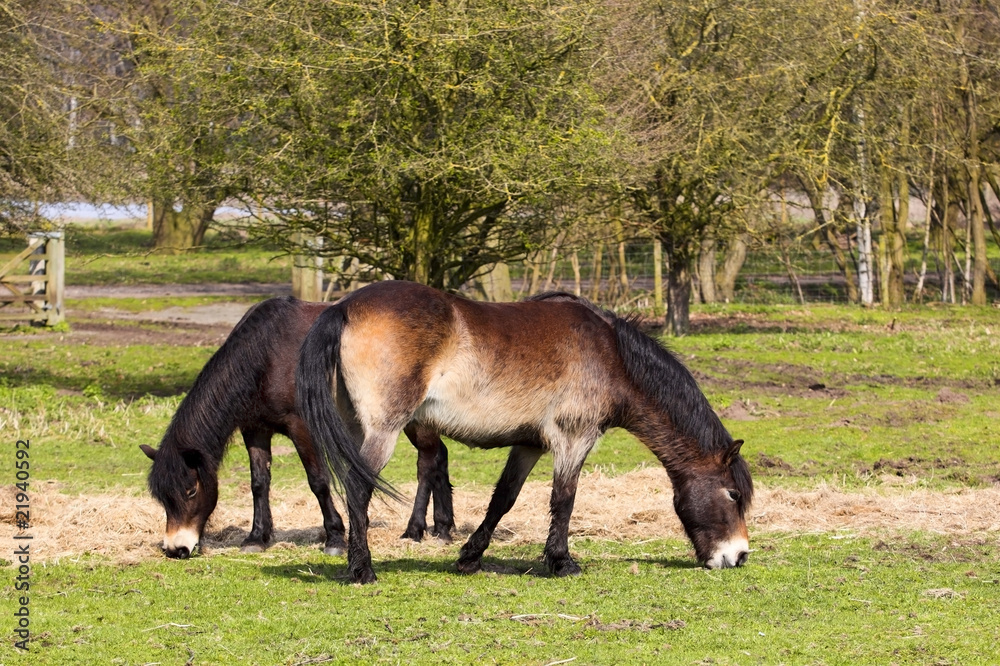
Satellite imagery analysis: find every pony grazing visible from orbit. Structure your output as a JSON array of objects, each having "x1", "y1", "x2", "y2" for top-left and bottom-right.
[
  {"x1": 296, "y1": 281, "x2": 752, "y2": 584},
  {"x1": 142, "y1": 296, "x2": 454, "y2": 560}
]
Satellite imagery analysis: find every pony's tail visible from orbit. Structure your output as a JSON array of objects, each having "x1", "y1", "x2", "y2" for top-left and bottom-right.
[{"x1": 296, "y1": 306, "x2": 401, "y2": 501}]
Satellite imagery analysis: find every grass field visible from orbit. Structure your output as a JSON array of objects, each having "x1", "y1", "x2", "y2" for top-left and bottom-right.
[{"x1": 2, "y1": 236, "x2": 1000, "y2": 664}]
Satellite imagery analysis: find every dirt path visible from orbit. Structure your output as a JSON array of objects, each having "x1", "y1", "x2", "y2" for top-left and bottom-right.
[
  {"x1": 5, "y1": 468, "x2": 998, "y2": 564},
  {"x1": 66, "y1": 282, "x2": 290, "y2": 299}
]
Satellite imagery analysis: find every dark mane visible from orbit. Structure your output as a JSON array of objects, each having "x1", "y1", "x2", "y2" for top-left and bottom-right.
[
  {"x1": 525, "y1": 291, "x2": 616, "y2": 323},
  {"x1": 612, "y1": 314, "x2": 729, "y2": 453},
  {"x1": 147, "y1": 297, "x2": 300, "y2": 509},
  {"x1": 612, "y1": 314, "x2": 752, "y2": 507}
]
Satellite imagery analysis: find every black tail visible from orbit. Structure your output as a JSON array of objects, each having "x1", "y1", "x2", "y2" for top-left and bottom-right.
[{"x1": 296, "y1": 305, "x2": 401, "y2": 501}]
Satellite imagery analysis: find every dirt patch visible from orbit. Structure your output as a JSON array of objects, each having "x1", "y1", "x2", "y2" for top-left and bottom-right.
[
  {"x1": 936, "y1": 387, "x2": 971, "y2": 404},
  {"x1": 755, "y1": 453, "x2": 795, "y2": 474},
  {"x1": 65, "y1": 320, "x2": 234, "y2": 347},
  {"x1": 7, "y1": 468, "x2": 1000, "y2": 564},
  {"x1": 717, "y1": 400, "x2": 759, "y2": 421}
]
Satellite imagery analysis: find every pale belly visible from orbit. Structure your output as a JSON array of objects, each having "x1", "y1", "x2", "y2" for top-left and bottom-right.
[{"x1": 411, "y1": 365, "x2": 551, "y2": 449}]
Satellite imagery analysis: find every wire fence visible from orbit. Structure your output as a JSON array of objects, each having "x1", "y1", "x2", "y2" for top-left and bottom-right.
[{"x1": 506, "y1": 239, "x2": 1000, "y2": 307}]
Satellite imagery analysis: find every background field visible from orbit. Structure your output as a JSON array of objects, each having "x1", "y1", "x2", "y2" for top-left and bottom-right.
[{"x1": 2, "y1": 231, "x2": 1000, "y2": 664}]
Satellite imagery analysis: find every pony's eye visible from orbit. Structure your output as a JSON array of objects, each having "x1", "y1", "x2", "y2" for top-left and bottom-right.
[
  {"x1": 726, "y1": 490, "x2": 740, "y2": 502},
  {"x1": 186, "y1": 486, "x2": 198, "y2": 499}
]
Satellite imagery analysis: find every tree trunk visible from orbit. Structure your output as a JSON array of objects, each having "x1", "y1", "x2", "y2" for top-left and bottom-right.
[
  {"x1": 666, "y1": 253, "x2": 692, "y2": 336},
  {"x1": 570, "y1": 251, "x2": 582, "y2": 297},
  {"x1": 914, "y1": 175, "x2": 934, "y2": 302},
  {"x1": 853, "y1": 0, "x2": 875, "y2": 305},
  {"x1": 152, "y1": 199, "x2": 214, "y2": 254},
  {"x1": 957, "y1": 17, "x2": 988, "y2": 305},
  {"x1": 412, "y1": 205, "x2": 433, "y2": 285},
  {"x1": 799, "y1": 176, "x2": 858, "y2": 302},
  {"x1": 589, "y1": 242, "x2": 604, "y2": 302},
  {"x1": 697, "y1": 235, "x2": 717, "y2": 303},
  {"x1": 525, "y1": 250, "x2": 543, "y2": 297},
  {"x1": 967, "y1": 173, "x2": 987, "y2": 305},
  {"x1": 938, "y1": 176, "x2": 957, "y2": 303},
  {"x1": 605, "y1": 242, "x2": 620, "y2": 302},
  {"x1": 716, "y1": 233, "x2": 748, "y2": 302},
  {"x1": 877, "y1": 169, "x2": 892, "y2": 306},
  {"x1": 541, "y1": 233, "x2": 564, "y2": 292},
  {"x1": 617, "y1": 241, "x2": 629, "y2": 302},
  {"x1": 478, "y1": 263, "x2": 513, "y2": 302}
]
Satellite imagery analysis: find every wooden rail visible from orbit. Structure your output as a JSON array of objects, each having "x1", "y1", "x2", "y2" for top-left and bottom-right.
[{"x1": 0, "y1": 232, "x2": 65, "y2": 325}]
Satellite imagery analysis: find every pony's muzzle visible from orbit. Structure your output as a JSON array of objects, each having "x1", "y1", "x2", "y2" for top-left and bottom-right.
[
  {"x1": 704, "y1": 536, "x2": 750, "y2": 570},
  {"x1": 163, "y1": 527, "x2": 200, "y2": 559}
]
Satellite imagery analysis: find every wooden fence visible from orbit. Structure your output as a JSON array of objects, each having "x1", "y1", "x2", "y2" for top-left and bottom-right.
[{"x1": 0, "y1": 232, "x2": 65, "y2": 325}]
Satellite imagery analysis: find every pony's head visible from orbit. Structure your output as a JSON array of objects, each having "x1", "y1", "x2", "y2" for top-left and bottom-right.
[
  {"x1": 140, "y1": 444, "x2": 219, "y2": 559},
  {"x1": 671, "y1": 438, "x2": 753, "y2": 569}
]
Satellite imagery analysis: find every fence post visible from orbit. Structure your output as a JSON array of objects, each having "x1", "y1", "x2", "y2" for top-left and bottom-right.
[
  {"x1": 27, "y1": 231, "x2": 65, "y2": 326},
  {"x1": 292, "y1": 232, "x2": 324, "y2": 301},
  {"x1": 653, "y1": 238, "x2": 664, "y2": 316}
]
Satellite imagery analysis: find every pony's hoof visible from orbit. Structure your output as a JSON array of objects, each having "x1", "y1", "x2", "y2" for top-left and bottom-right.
[
  {"x1": 456, "y1": 558, "x2": 482, "y2": 574},
  {"x1": 240, "y1": 542, "x2": 266, "y2": 554},
  {"x1": 548, "y1": 558, "x2": 582, "y2": 577},
  {"x1": 351, "y1": 569, "x2": 377, "y2": 584},
  {"x1": 431, "y1": 527, "x2": 453, "y2": 544},
  {"x1": 399, "y1": 530, "x2": 424, "y2": 543},
  {"x1": 323, "y1": 545, "x2": 345, "y2": 557}
]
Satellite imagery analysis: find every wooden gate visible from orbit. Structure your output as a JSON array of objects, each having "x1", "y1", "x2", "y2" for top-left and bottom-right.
[{"x1": 0, "y1": 231, "x2": 65, "y2": 325}]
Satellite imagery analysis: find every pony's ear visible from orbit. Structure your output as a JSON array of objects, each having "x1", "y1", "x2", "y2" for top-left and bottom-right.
[
  {"x1": 139, "y1": 444, "x2": 157, "y2": 461},
  {"x1": 725, "y1": 439, "x2": 744, "y2": 463}
]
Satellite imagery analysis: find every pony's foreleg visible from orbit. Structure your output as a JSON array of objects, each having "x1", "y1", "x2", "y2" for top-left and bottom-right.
[
  {"x1": 543, "y1": 464, "x2": 587, "y2": 576},
  {"x1": 288, "y1": 418, "x2": 347, "y2": 556},
  {"x1": 242, "y1": 428, "x2": 275, "y2": 552},
  {"x1": 401, "y1": 424, "x2": 454, "y2": 543},
  {"x1": 457, "y1": 445, "x2": 543, "y2": 574}
]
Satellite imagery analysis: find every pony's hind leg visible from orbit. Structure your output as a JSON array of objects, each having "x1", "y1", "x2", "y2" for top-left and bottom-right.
[
  {"x1": 287, "y1": 417, "x2": 347, "y2": 556},
  {"x1": 457, "y1": 445, "x2": 543, "y2": 574},
  {"x1": 401, "y1": 424, "x2": 454, "y2": 543},
  {"x1": 429, "y1": 440, "x2": 454, "y2": 542},
  {"x1": 242, "y1": 428, "x2": 275, "y2": 552},
  {"x1": 347, "y1": 428, "x2": 402, "y2": 584}
]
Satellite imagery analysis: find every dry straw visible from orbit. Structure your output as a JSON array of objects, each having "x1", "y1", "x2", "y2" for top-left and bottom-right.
[{"x1": 3, "y1": 468, "x2": 999, "y2": 564}]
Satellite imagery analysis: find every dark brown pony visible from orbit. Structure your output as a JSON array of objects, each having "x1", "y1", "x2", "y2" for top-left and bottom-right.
[
  {"x1": 141, "y1": 296, "x2": 453, "y2": 559},
  {"x1": 296, "y1": 281, "x2": 752, "y2": 584}
]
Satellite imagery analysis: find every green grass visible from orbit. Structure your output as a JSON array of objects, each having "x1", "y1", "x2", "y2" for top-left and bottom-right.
[
  {"x1": 4, "y1": 535, "x2": 998, "y2": 665},
  {"x1": 4, "y1": 302, "x2": 1000, "y2": 663},
  {"x1": 0, "y1": 227, "x2": 290, "y2": 286},
  {"x1": 2, "y1": 303, "x2": 998, "y2": 497}
]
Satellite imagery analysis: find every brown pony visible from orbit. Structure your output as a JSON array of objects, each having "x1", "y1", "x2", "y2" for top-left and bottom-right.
[
  {"x1": 142, "y1": 297, "x2": 453, "y2": 559},
  {"x1": 296, "y1": 281, "x2": 752, "y2": 584}
]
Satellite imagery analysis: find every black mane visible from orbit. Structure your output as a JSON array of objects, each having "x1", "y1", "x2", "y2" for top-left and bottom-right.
[
  {"x1": 147, "y1": 297, "x2": 299, "y2": 510},
  {"x1": 612, "y1": 314, "x2": 753, "y2": 507},
  {"x1": 525, "y1": 291, "x2": 616, "y2": 323}
]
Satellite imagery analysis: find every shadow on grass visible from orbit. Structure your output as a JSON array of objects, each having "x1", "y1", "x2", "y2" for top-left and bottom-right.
[
  {"x1": 262, "y1": 555, "x2": 573, "y2": 584},
  {"x1": 1, "y1": 365, "x2": 194, "y2": 400},
  {"x1": 625, "y1": 556, "x2": 702, "y2": 571}
]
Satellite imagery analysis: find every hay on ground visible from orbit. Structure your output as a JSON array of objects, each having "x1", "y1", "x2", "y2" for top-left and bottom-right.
[{"x1": 5, "y1": 467, "x2": 999, "y2": 564}]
